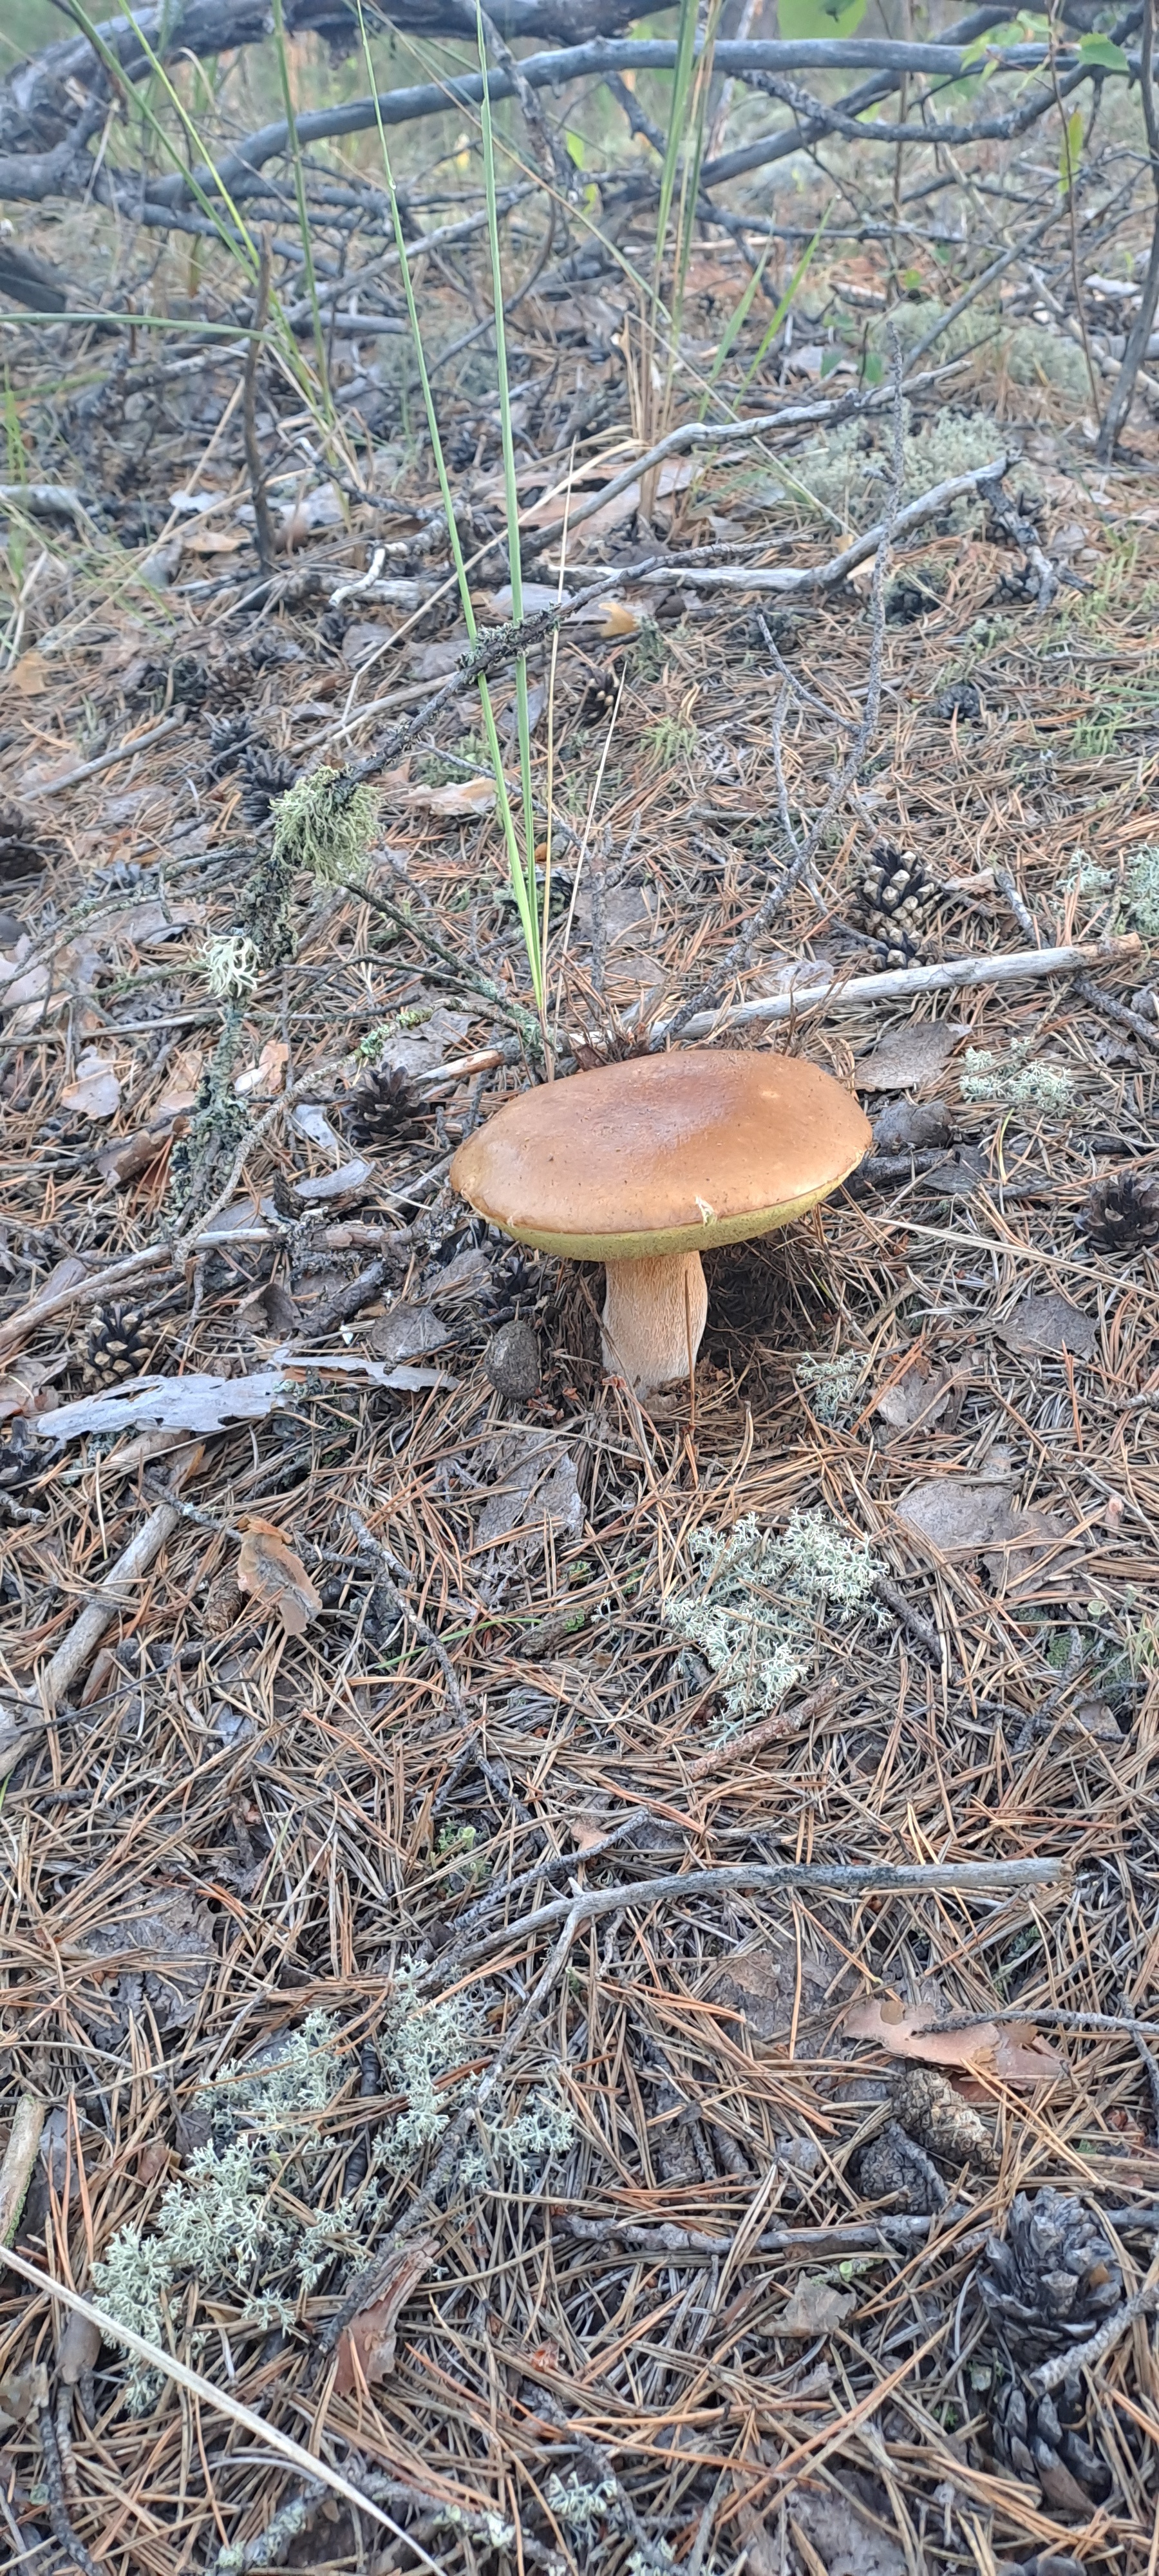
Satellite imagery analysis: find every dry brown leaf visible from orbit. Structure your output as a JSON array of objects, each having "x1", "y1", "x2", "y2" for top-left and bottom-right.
[
  {"x1": 180, "y1": 525, "x2": 245, "y2": 556},
  {"x1": 777, "y1": 2276, "x2": 857, "y2": 2334},
  {"x1": 10, "y1": 648, "x2": 48, "y2": 697},
  {"x1": 155, "y1": 1046, "x2": 205, "y2": 1117},
  {"x1": 874, "y1": 1350, "x2": 952, "y2": 1434},
  {"x1": 997, "y1": 1291, "x2": 1097, "y2": 1359},
  {"x1": 0, "y1": 2360, "x2": 49, "y2": 2432},
  {"x1": 235, "y1": 1037, "x2": 289, "y2": 1101},
  {"x1": 236, "y1": 1519, "x2": 322, "y2": 1638},
  {"x1": 844, "y1": 1995, "x2": 1066, "y2": 2086},
  {"x1": 61, "y1": 1047, "x2": 121, "y2": 1120},
  {"x1": 854, "y1": 1021, "x2": 967, "y2": 1094},
  {"x1": 333, "y1": 2237, "x2": 437, "y2": 2394},
  {"x1": 406, "y1": 774, "x2": 496, "y2": 819}
]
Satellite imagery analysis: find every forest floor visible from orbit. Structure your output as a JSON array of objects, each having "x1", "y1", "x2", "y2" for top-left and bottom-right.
[{"x1": 2, "y1": 220, "x2": 1159, "y2": 2576}]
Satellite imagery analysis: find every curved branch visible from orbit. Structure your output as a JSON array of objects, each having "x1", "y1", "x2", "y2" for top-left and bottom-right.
[{"x1": 124, "y1": 37, "x2": 1131, "y2": 213}]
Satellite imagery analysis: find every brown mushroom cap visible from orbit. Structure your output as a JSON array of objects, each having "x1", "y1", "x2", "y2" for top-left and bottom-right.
[{"x1": 450, "y1": 1050, "x2": 871, "y2": 1261}]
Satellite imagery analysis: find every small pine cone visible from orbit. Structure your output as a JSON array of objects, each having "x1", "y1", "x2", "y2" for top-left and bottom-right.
[
  {"x1": 572, "y1": 1023, "x2": 654, "y2": 1070},
  {"x1": 858, "y1": 2119, "x2": 947, "y2": 2215},
  {"x1": 1077, "y1": 1168, "x2": 1159, "y2": 1257},
  {"x1": 992, "y1": 2370, "x2": 1112, "y2": 2508},
  {"x1": 346, "y1": 1064, "x2": 421, "y2": 1148},
  {"x1": 204, "y1": 1566, "x2": 243, "y2": 1637},
  {"x1": 979, "y1": 2188, "x2": 1122, "y2": 2371},
  {"x1": 848, "y1": 840, "x2": 939, "y2": 954},
  {"x1": 579, "y1": 666, "x2": 619, "y2": 725},
  {"x1": 890, "y1": 2063, "x2": 995, "y2": 2168},
  {"x1": 204, "y1": 712, "x2": 252, "y2": 781},
  {"x1": 84, "y1": 1302, "x2": 153, "y2": 1388},
  {"x1": 240, "y1": 743, "x2": 297, "y2": 830},
  {"x1": 0, "y1": 795, "x2": 48, "y2": 886}
]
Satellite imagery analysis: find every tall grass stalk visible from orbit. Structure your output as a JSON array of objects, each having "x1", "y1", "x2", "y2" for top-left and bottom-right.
[
  {"x1": 269, "y1": 0, "x2": 333, "y2": 420},
  {"x1": 353, "y1": 0, "x2": 546, "y2": 1028}
]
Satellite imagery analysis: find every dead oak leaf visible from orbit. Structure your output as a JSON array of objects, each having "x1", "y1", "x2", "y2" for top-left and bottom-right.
[
  {"x1": 333, "y1": 2237, "x2": 437, "y2": 2394},
  {"x1": 237, "y1": 1518, "x2": 321, "y2": 1637},
  {"x1": 844, "y1": 1996, "x2": 1065, "y2": 2087}
]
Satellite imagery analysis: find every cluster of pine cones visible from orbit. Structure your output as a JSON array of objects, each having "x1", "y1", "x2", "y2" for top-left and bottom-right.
[
  {"x1": 979, "y1": 2187, "x2": 1123, "y2": 2510},
  {"x1": 847, "y1": 840, "x2": 940, "y2": 968}
]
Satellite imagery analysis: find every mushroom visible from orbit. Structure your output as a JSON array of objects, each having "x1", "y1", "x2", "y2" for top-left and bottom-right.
[{"x1": 450, "y1": 1050, "x2": 870, "y2": 1394}]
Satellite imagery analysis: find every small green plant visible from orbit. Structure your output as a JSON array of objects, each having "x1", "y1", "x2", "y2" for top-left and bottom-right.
[
  {"x1": 959, "y1": 1038, "x2": 1076, "y2": 1115},
  {"x1": 666, "y1": 1508, "x2": 881, "y2": 1726},
  {"x1": 643, "y1": 714, "x2": 699, "y2": 770}
]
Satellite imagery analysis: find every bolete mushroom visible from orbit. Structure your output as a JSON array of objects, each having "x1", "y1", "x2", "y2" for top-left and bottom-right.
[{"x1": 450, "y1": 1050, "x2": 870, "y2": 1394}]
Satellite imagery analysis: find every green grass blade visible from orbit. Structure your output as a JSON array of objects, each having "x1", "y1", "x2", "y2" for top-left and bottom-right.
[
  {"x1": 353, "y1": 0, "x2": 544, "y2": 1018},
  {"x1": 476, "y1": 3, "x2": 542, "y2": 1009},
  {"x1": 739, "y1": 212, "x2": 829, "y2": 398},
  {"x1": 269, "y1": 0, "x2": 333, "y2": 419}
]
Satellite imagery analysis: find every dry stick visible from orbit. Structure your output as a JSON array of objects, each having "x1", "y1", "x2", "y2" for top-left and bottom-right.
[
  {"x1": 1033, "y1": 2260, "x2": 1159, "y2": 2396},
  {"x1": 1099, "y1": 0, "x2": 1159, "y2": 456},
  {"x1": 669, "y1": 933, "x2": 1142, "y2": 1039},
  {"x1": 242, "y1": 232, "x2": 275, "y2": 576},
  {"x1": 995, "y1": 865, "x2": 1158, "y2": 1052},
  {"x1": 0, "y1": 1501, "x2": 178, "y2": 1776},
  {"x1": 0, "y1": 2246, "x2": 432, "y2": 2568},
  {"x1": 0, "y1": 2094, "x2": 45, "y2": 2244},
  {"x1": 431, "y1": 1856, "x2": 1064, "y2": 1981},
  {"x1": 319, "y1": 1902, "x2": 587, "y2": 2353},
  {"x1": 18, "y1": 715, "x2": 184, "y2": 802}
]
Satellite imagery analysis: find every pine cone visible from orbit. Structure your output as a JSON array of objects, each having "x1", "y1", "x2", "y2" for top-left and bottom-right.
[
  {"x1": 979, "y1": 2188, "x2": 1122, "y2": 2370},
  {"x1": 1077, "y1": 1168, "x2": 1159, "y2": 1257},
  {"x1": 0, "y1": 796, "x2": 48, "y2": 887},
  {"x1": 205, "y1": 712, "x2": 252, "y2": 781},
  {"x1": 579, "y1": 666, "x2": 619, "y2": 725},
  {"x1": 992, "y1": 2370, "x2": 1112, "y2": 2507},
  {"x1": 847, "y1": 841, "x2": 939, "y2": 966},
  {"x1": 240, "y1": 743, "x2": 297, "y2": 830},
  {"x1": 572, "y1": 1024, "x2": 654, "y2": 1070},
  {"x1": 84, "y1": 1302, "x2": 153, "y2": 1388},
  {"x1": 345, "y1": 1064, "x2": 422, "y2": 1148}
]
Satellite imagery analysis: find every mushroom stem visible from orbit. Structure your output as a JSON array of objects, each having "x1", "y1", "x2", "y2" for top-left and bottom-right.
[{"x1": 601, "y1": 1251, "x2": 709, "y2": 1392}]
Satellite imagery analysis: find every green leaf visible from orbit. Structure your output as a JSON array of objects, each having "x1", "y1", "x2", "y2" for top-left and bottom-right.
[
  {"x1": 820, "y1": 347, "x2": 842, "y2": 377},
  {"x1": 1059, "y1": 103, "x2": 1083, "y2": 192},
  {"x1": 1078, "y1": 33, "x2": 1128, "y2": 70},
  {"x1": 778, "y1": 0, "x2": 866, "y2": 35},
  {"x1": 862, "y1": 351, "x2": 884, "y2": 386}
]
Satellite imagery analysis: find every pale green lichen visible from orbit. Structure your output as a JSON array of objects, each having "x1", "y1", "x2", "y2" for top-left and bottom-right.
[
  {"x1": 93, "y1": 2015, "x2": 344, "y2": 2412},
  {"x1": 795, "y1": 1352, "x2": 865, "y2": 1426},
  {"x1": 763, "y1": 403, "x2": 1006, "y2": 529},
  {"x1": 959, "y1": 1038, "x2": 1076, "y2": 1114},
  {"x1": 460, "y1": 2083, "x2": 576, "y2": 2188},
  {"x1": 1001, "y1": 323, "x2": 1090, "y2": 401},
  {"x1": 203, "y1": 932, "x2": 261, "y2": 1001},
  {"x1": 545, "y1": 2469, "x2": 617, "y2": 2532},
  {"x1": 666, "y1": 1509, "x2": 881, "y2": 1727},
  {"x1": 381, "y1": 1967, "x2": 476, "y2": 2164},
  {"x1": 271, "y1": 764, "x2": 379, "y2": 884},
  {"x1": 1124, "y1": 844, "x2": 1159, "y2": 938}
]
